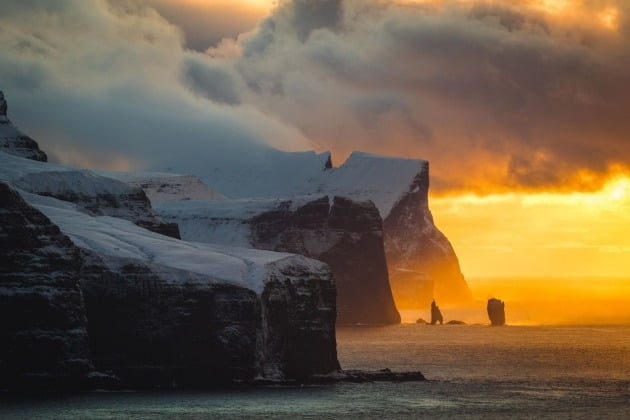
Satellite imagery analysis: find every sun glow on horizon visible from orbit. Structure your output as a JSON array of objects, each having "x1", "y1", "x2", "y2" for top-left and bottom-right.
[{"x1": 430, "y1": 175, "x2": 630, "y2": 281}]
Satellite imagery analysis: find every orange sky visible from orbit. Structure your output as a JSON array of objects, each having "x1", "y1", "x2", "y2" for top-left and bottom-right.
[{"x1": 431, "y1": 175, "x2": 630, "y2": 279}]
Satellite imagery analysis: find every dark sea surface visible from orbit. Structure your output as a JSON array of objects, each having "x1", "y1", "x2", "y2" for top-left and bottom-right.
[{"x1": 1, "y1": 324, "x2": 629, "y2": 419}]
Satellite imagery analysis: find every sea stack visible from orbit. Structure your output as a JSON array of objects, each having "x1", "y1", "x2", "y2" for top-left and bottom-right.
[
  {"x1": 430, "y1": 300, "x2": 443, "y2": 325},
  {"x1": 487, "y1": 298, "x2": 506, "y2": 326}
]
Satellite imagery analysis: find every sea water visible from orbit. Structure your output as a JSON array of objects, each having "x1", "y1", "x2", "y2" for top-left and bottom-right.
[{"x1": 1, "y1": 324, "x2": 629, "y2": 419}]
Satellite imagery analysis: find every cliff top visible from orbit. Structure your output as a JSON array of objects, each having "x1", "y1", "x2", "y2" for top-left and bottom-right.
[{"x1": 22, "y1": 189, "x2": 330, "y2": 295}]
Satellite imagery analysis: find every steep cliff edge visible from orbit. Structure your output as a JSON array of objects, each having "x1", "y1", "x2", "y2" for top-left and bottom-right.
[
  {"x1": 0, "y1": 183, "x2": 92, "y2": 390},
  {"x1": 0, "y1": 152, "x2": 180, "y2": 239},
  {"x1": 150, "y1": 152, "x2": 471, "y2": 314},
  {"x1": 157, "y1": 195, "x2": 400, "y2": 325},
  {"x1": 0, "y1": 91, "x2": 47, "y2": 162},
  {"x1": 293, "y1": 152, "x2": 472, "y2": 308},
  {"x1": 21, "y1": 190, "x2": 339, "y2": 386},
  {"x1": 378, "y1": 160, "x2": 472, "y2": 309},
  {"x1": 250, "y1": 196, "x2": 399, "y2": 325}
]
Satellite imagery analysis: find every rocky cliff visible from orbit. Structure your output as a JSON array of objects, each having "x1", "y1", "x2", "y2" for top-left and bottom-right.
[
  {"x1": 379, "y1": 161, "x2": 472, "y2": 309},
  {"x1": 0, "y1": 152, "x2": 180, "y2": 239},
  {"x1": 0, "y1": 91, "x2": 47, "y2": 162},
  {"x1": 79, "y1": 253, "x2": 338, "y2": 387},
  {"x1": 156, "y1": 195, "x2": 400, "y2": 325},
  {"x1": 0, "y1": 100, "x2": 340, "y2": 388},
  {"x1": 250, "y1": 196, "x2": 400, "y2": 325},
  {"x1": 0, "y1": 182, "x2": 92, "y2": 390},
  {"x1": 300, "y1": 152, "x2": 471, "y2": 309},
  {"x1": 149, "y1": 152, "x2": 471, "y2": 315},
  {"x1": 3, "y1": 183, "x2": 340, "y2": 388}
]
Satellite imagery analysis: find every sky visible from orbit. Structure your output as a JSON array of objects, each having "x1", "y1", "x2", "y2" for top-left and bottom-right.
[{"x1": 0, "y1": 0, "x2": 628, "y2": 281}]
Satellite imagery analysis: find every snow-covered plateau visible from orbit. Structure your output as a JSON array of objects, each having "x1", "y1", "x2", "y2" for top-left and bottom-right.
[{"x1": 0, "y1": 91, "x2": 338, "y2": 390}]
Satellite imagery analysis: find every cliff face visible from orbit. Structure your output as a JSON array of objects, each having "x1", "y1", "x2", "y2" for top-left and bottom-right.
[
  {"x1": 250, "y1": 196, "x2": 400, "y2": 325},
  {"x1": 156, "y1": 195, "x2": 400, "y2": 325},
  {"x1": 13, "y1": 170, "x2": 181, "y2": 239},
  {"x1": 0, "y1": 91, "x2": 47, "y2": 162},
  {"x1": 152, "y1": 152, "x2": 471, "y2": 314},
  {"x1": 0, "y1": 182, "x2": 339, "y2": 389},
  {"x1": 80, "y1": 255, "x2": 261, "y2": 387},
  {"x1": 79, "y1": 253, "x2": 339, "y2": 387},
  {"x1": 0, "y1": 182, "x2": 91, "y2": 390},
  {"x1": 382, "y1": 163, "x2": 472, "y2": 309},
  {"x1": 259, "y1": 258, "x2": 339, "y2": 379},
  {"x1": 1, "y1": 146, "x2": 340, "y2": 389},
  {"x1": 16, "y1": 186, "x2": 340, "y2": 387}
]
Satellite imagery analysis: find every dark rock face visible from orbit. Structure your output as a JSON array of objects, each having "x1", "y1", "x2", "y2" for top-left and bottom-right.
[
  {"x1": 0, "y1": 91, "x2": 6, "y2": 116},
  {"x1": 487, "y1": 298, "x2": 506, "y2": 326},
  {"x1": 383, "y1": 163, "x2": 472, "y2": 309},
  {"x1": 250, "y1": 196, "x2": 400, "y2": 325},
  {"x1": 0, "y1": 180, "x2": 339, "y2": 389},
  {"x1": 14, "y1": 171, "x2": 180, "y2": 239},
  {"x1": 80, "y1": 256, "x2": 261, "y2": 387},
  {"x1": 259, "y1": 267, "x2": 339, "y2": 379},
  {"x1": 430, "y1": 300, "x2": 443, "y2": 325},
  {"x1": 0, "y1": 182, "x2": 91, "y2": 390},
  {"x1": 79, "y1": 255, "x2": 339, "y2": 387},
  {"x1": 0, "y1": 91, "x2": 47, "y2": 162}
]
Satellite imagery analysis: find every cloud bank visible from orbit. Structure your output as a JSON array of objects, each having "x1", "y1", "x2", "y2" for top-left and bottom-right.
[
  {"x1": 1, "y1": 0, "x2": 628, "y2": 193},
  {"x1": 0, "y1": 0, "x2": 308, "y2": 174}
]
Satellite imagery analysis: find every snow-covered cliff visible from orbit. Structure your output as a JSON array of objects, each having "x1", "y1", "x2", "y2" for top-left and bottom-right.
[
  {"x1": 149, "y1": 151, "x2": 472, "y2": 313},
  {"x1": 0, "y1": 92, "x2": 340, "y2": 388},
  {"x1": 0, "y1": 91, "x2": 47, "y2": 162}
]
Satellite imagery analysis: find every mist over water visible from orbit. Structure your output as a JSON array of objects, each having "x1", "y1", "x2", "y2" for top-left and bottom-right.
[{"x1": 399, "y1": 277, "x2": 630, "y2": 325}]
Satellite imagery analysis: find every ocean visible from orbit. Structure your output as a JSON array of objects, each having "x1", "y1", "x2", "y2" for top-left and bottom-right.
[{"x1": 1, "y1": 324, "x2": 629, "y2": 419}]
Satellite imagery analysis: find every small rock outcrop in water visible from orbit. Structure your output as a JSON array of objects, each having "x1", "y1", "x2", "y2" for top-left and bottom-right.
[
  {"x1": 446, "y1": 320, "x2": 466, "y2": 325},
  {"x1": 0, "y1": 91, "x2": 47, "y2": 162},
  {"x1": 430, "y1": 300, "x2": 444, "y2": 325},
  {"x1": 487, "y1": 298, "x2": 506, "y2": 326},
  {"x1": 416, "y1": 318, "x2": 428, "y2": 324}
]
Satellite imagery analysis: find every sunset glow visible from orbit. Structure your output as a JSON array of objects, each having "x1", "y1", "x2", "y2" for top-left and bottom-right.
[{"x1": 431, "y1": 175, "x2": 630, "y2": 280}]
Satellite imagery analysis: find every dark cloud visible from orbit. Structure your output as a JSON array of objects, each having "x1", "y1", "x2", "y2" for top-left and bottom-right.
[
  {"x1": 1, "y1": 0, "x2": 628, "y2": 194},
  {"x1": 109, "y1": 0, "x2": 269, "y2": 51},
  {"x1": 226, "y1": 0, "x2": 630, "y2": 192},
  {"x1": 182, "y1": 54, "x2": 242, "y2": 105},
  {"x1": 0, "y1": 0, "x2": 308, "y2": 175}
]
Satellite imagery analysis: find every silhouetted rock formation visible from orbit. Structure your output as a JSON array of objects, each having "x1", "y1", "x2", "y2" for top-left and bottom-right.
[
  {"x1": 446, "y1": 320, "x2": 466, "y2": 325},
  {"x1": 249, "y1": 196, "x2": 400, "y2": 325},
  {"x1": 0, "y1": 91, "x2": 47, "y2": 162},
  {"x1": 416, "y1": 318, "x2": 428, "y2": 324},
  {"x1": 147, "y1": 151, "x2": 472, "y2": 322},
  {"x1": 487, "y1": 298, "x2": 506, "y2": 326},
  {"x1": 0, "y1": 182, "x2": 92, "y2": 391},
  {"x1": 382, "y1": 160, "x2": 472, "y2": 309},
  {"x1": 430, "y1": 300, "x2": 443, "y2": 325},
  {"x1": 156, "y1": 194, "x2": 401, "y2": 325}
]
